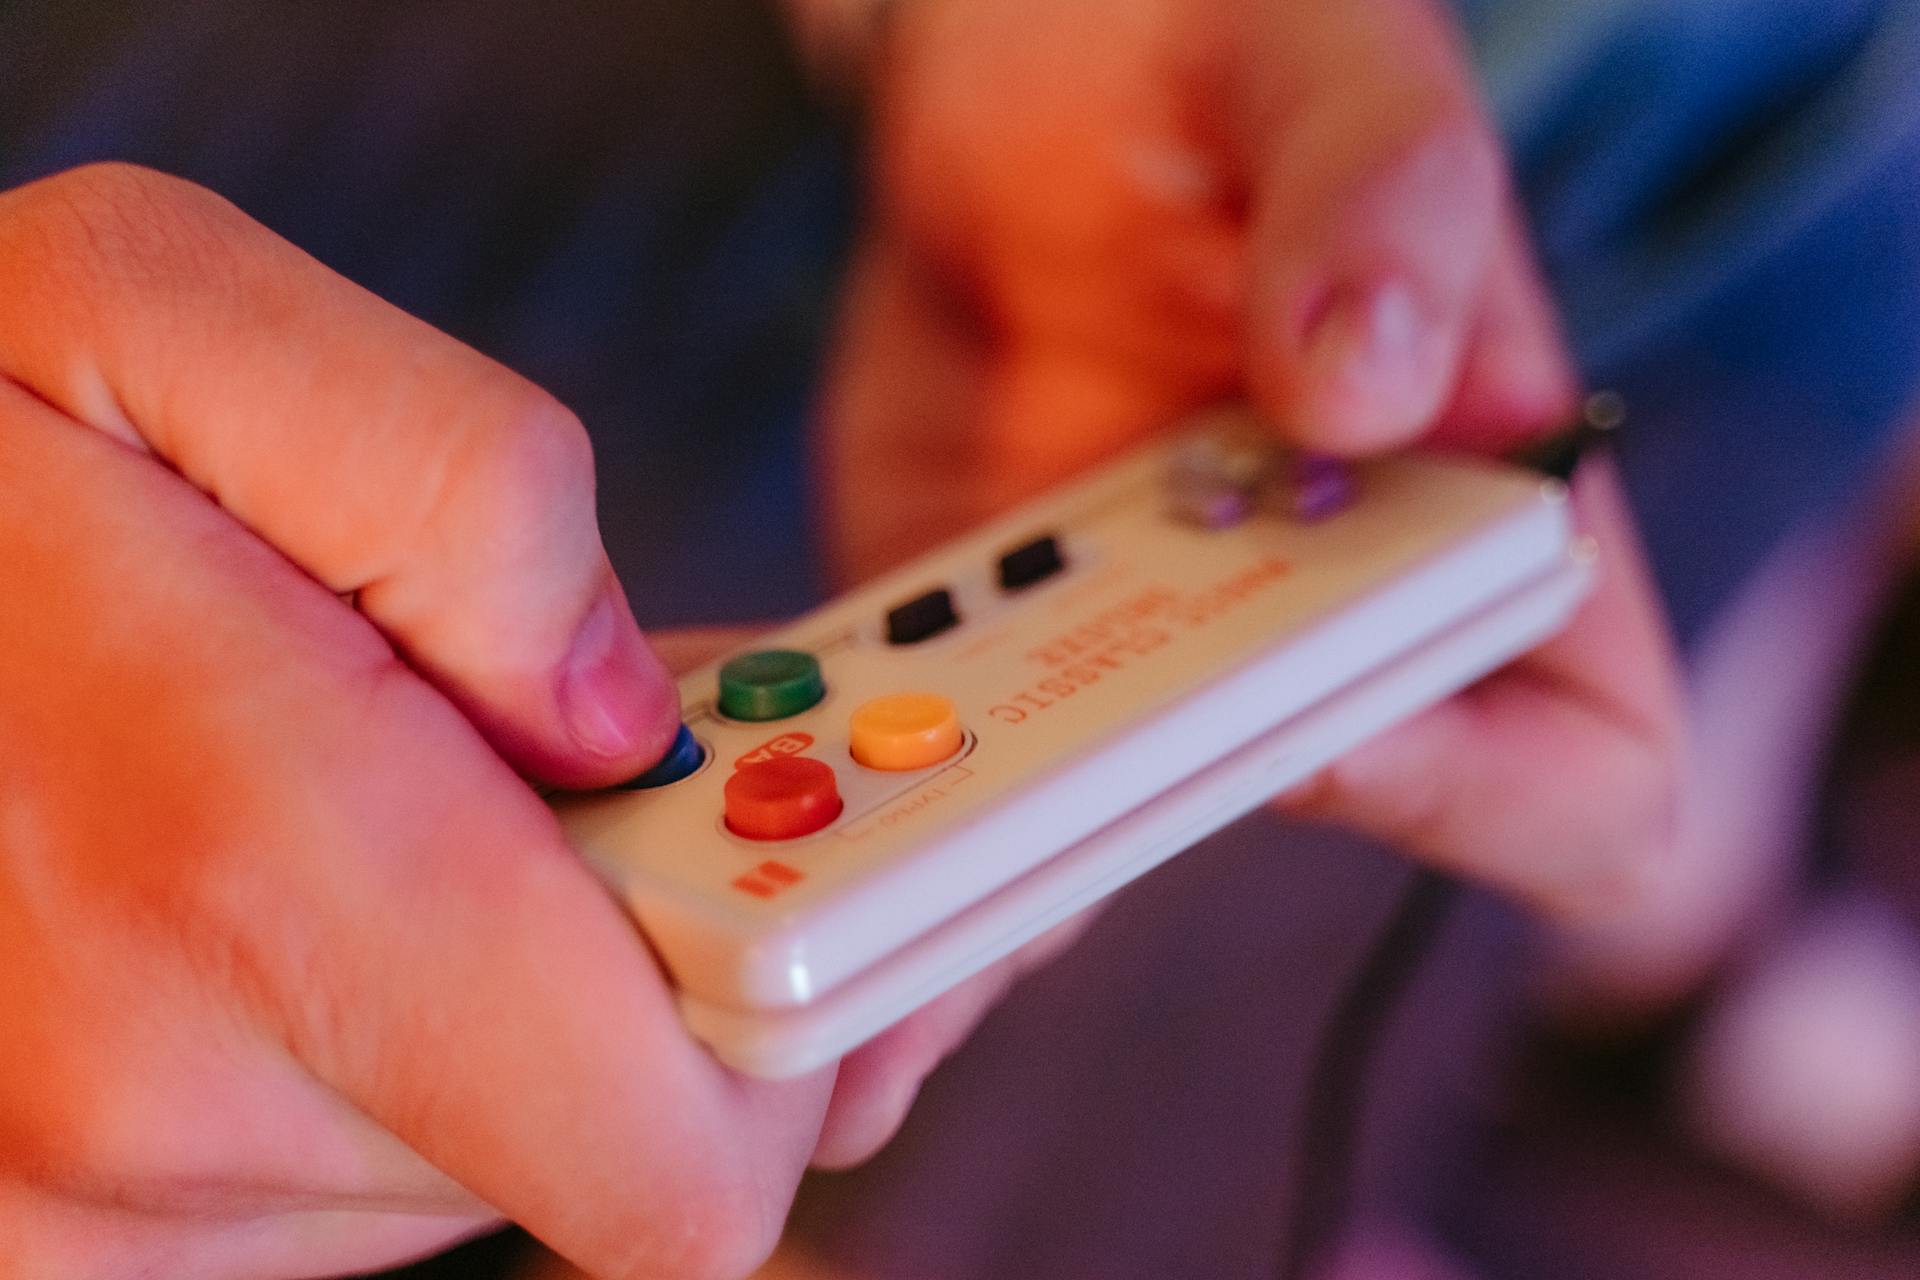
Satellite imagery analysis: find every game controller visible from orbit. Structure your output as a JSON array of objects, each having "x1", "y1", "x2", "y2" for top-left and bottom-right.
[{"x1": 552, "y1": 406, "x2": 1593, "y2": 1078}]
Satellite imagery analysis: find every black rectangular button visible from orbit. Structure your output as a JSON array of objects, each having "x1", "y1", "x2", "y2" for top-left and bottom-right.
[
  {"x1": 886, "y1": 588, "x2": 959, "y2": 645},
  {"x1": 997, "y1": 534, "x2": 1065, "y2": 591}
]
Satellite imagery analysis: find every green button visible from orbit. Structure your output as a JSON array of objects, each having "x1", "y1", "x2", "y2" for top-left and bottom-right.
[{"x1": 718, "y1": 650, "x2": 826, "y2": 722}]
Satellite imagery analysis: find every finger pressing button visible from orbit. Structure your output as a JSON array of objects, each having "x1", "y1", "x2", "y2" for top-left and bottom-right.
[{"x1": 615, "y1": 724, "x2": 706, "y2": 790}]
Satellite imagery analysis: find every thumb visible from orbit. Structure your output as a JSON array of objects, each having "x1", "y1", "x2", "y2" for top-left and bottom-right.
[
  {"x1": 0, "y1": 163, "x2": 676, "y2": 788},
  {"x1": 1226, "y1": 0, "x2": 1517, "y2": 454}
]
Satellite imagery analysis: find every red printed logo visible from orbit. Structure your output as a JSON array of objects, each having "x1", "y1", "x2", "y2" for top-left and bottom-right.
[
  {"x1": 731, "y1": 860, "x2": 805, "y2": 899},
  {"x1": 734, "y1": 733, "x2": 814, "y2": 770}
]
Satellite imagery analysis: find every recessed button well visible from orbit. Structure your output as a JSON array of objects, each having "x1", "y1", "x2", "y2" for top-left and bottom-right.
[
  {"x1": 616, "y1": 723, "x2": 706, "y2": 790},
  {"x1": 1167, "y1": 482, "x2": 1253, "y2": 530},
  {"x1": 724, "y1": 757, "x2": 843, "y2": 840},
  {"x1": 850, "y1": 693, "x2": 963, "y2": 771},
  {"x1": 997, "y1": 534, "x2": 1065, "y2": 590},
  {"x1": 1287, "y1": 453, "x2": 1356, "y2": 522},
  {"x1": 1166, "y1": 428, "x2": 1273, "y2": 530},
  {"x1": 717, "y1": 650, "x2": 825, "y2": 722},
  {"x1": 885, "y1": 589, "x2": 959, "y2": 645}
]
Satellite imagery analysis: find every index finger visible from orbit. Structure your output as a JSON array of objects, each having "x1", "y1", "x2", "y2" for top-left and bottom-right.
[{"x1": 0, "y1": 163, "x2": 678, "y2": 789}]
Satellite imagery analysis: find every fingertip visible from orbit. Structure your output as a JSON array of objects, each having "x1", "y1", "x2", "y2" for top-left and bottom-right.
[
  {"x1": 1429, "y1": 349, "x2": 1579, "y2": 453},
  {"x1": 550, "y1": 583, "x2": 682, "y2": 787},
  {"x1": 809, "y1": 993, "x2": 980, "y2": 1170},
  {"x1": 1277, "y1": 705, "x2": 1458, "y2": 859},
  {"x1": 1240, "y1": 96, "x2": 1507, "y2": 456},
  {"x1": 1428, "y1": 219, "x2": 1582, "y2": 451},
  {"x1": 810, "y1": 1073, "x2": 918, "y2": 1172},
  {"x1": 809, "y1": 1039, "x2": 917, "y2": 1171},
  {"x1": 1254, "y1": 277, "x2": 1458, "y2": 455}
]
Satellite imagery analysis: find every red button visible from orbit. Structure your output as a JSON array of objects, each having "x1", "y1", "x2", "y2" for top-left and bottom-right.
[{"x1": 724, "y1": 757, "x2": 843, "y2": 841}]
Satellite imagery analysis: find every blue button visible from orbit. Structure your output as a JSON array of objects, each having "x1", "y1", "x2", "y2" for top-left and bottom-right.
[{"x1": 617, "y1": 724, "x2": 706, "y2": 790}]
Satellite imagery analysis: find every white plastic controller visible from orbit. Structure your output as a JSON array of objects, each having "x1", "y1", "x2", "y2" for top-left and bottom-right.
[{"x1": 552, "y1": 408, "x2": 1593, "y2": 1078}]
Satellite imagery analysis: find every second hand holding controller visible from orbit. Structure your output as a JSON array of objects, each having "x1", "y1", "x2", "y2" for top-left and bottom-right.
[{"x1": 553, "y1": 406, "x2": 1595, "y2": 1078}]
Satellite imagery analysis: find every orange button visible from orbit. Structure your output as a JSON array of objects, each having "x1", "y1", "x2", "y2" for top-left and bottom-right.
[
  {"x1": 724, "y1": 757, "x2": 843, "y2": 841},
  {"x1": 849, "y1": 693, "x2": 964, "y2": 771}
]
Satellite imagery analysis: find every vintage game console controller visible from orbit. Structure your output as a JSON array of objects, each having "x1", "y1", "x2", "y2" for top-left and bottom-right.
[{"x1": 552, "y1": 406, "x2": 1594, "y2": 1078}]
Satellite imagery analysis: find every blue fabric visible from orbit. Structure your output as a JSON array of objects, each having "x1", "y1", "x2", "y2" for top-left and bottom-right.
[{"x1": 1461, "y1": 0, "x2": 1920, "y2": 642}]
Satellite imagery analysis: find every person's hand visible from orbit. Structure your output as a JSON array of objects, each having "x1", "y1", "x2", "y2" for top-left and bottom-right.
[
  {"x1": 0, "y1": 163, "x2": 1027, "y2": 1280},
  {"x1": 820, "y1": 0, "x2": 1684, "y2": 918}
]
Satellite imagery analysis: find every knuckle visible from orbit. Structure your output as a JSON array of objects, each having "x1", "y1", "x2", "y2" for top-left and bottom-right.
[
  {"x1": 435, "y1": 381, "x2": 599, "y2": 563},
  {"x1": 489, "y1": 385, "x2": 598, "y2": 507}
]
